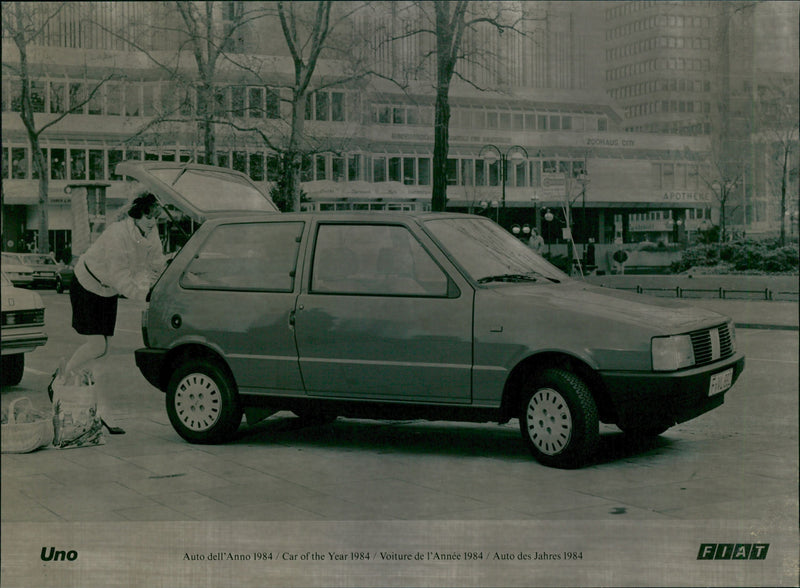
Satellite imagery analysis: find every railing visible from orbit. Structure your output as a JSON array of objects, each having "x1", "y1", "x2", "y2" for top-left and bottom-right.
[{"x1": 603, "y1": 285, "x2": 799, "y2": 301}]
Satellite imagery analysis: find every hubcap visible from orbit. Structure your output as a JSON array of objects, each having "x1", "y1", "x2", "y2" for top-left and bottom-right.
[
  {"x1": 526, "y1": 388, "x2": 572, "y2": 456},
  {"x1": 174, "y1": 373, "x2": 222, "y2": 432}
]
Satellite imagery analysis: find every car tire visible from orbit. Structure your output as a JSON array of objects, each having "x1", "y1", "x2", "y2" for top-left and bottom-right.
[
  {"x1": 166, "y1": 359, "x2": 242, "y2": 444},
  {"x1": 1, "y1": 354, "x2": 24, "y2": 386},
  {"x1": 519, "y1": 368, "x2": 599, "y2": 469}
]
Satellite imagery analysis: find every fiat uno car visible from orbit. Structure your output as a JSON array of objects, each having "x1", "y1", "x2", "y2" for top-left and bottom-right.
[
  {"x1": 126, "y1": 163, "x2": 745, "y2": 468},
  {"x1": 1, "y1": 272, "x2": 47, "y2": 386}
]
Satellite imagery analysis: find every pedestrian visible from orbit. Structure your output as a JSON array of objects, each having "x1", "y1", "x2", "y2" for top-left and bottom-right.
[
  {"x1": 529, "y1": 228, "x2": 545, "y2": 254},
  {"x1": 49, "y1": 191, "x2": 167, "y2": 435}
]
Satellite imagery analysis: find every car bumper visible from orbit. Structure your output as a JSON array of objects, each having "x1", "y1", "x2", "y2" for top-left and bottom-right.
[
  {"x1": 599, "y1": 353, "x2": 745, "y2": 429},
  {"x1": 135, "y1": 347, "x2": 168, "y2": 391},
  {"x1": 1, "y1": 331, "x2": 48, "y2": 354}
]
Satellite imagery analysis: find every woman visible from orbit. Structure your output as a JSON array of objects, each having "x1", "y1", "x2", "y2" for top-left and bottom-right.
[{"x1": 50, "y1": 192, "x2": 167, "y2": 434}]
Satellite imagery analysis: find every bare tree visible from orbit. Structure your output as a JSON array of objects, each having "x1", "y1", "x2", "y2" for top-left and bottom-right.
[
  {"x1": 757, "y1": 78, "x2": 799, "y2": 245},
  {"x1": 382, "y1": 2, "x2": 528, "y2": 212},
  {"x1": 2, "y1": 1, "x2": 116, "y2": 254}
]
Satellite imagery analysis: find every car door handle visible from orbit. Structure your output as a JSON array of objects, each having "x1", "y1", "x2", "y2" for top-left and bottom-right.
[{"x1": 288, "y1": 309, "x2": 296, "y2": 328}]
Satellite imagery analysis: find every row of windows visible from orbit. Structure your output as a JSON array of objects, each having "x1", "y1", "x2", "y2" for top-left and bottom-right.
[
  {"x1": 606, "y1": 57, "x2": 711, "y2": 81},
  {"x1": 627, "y1": 122, "x2": 712, "y2": 136},
  {"x1": 3, "y1": 143, "x2": 593, "y2": 192},
  {"x1": 1, "y1": 78, "x2": 283, "y2": 120},
  {"x1": 630, "y1": 209, "x2": 711, "y2": 222},
  {"x1": 605, "y1": 1, "x2": 682, "y2": 19},
  {"x1": 609, "y1": 78, "x2": 712, "y2": 100},
  {"x1": 653, "y1": 162, "x2": 704, "y2": 190},
  {"x1": 606, "y1": 15, "x2": 712, "y2": 40},
  {"x1": 371, "y1": 104, "x2": 610, "y2": 133},
  {"x1": 606, "y1": 36, "x2": 713, "y2": 60},
  {"x1": 625, "y1": 100, "x2": 711, "y2": 118}
]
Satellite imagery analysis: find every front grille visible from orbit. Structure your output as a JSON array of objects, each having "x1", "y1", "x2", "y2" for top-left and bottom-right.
[
  {"x1": 1, "y1": 309, "x2": 44, "y2": 327},
  {"x1": 690, "y1": 323, "x2": 734, "y2": 367}
]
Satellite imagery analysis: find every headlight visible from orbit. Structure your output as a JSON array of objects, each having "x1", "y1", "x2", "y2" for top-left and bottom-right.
[{"x1": 652, "y1": 335, "x2": 695, "y2": 371}]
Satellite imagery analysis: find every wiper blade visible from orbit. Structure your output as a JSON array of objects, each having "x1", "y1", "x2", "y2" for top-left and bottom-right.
[{"x1": 477, "y1": 273, "x2": 539, "y2": 284}]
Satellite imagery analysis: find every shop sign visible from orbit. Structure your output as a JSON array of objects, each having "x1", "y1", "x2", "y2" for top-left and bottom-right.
[{"x1": 662, "y1": 191, "x2": 710, "y2": 202}]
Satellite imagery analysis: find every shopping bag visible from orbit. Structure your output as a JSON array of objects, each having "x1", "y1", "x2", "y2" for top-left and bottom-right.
[
  {"x1": 51, "y1": 370, "x2": 104, "y2": 449},
  {"x1": 1, "y1": 397, "x2": 54, "y2": 453}
]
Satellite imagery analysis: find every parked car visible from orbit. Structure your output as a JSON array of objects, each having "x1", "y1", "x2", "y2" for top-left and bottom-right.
[
  {"x1": 128, "y1": 165, "x2": 745, "y2": 469},
  {"x1": 1, "y1": 253, "x2": 34, "y2": 288},
  {"x1": 1, "y1": 272, "x2": 48, "y2": 386},
  {"x1": 55, "y1": 256, "x2": 77, "y2": 293},
  {"x1": 14, "y1": 252, "x2": 61, "y2": 288}
]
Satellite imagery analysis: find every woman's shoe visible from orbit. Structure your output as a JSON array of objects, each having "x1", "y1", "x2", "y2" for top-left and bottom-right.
[
  {"x1": 47, "y1": 370, "x2": 58, "y2": 402},
  {"x1": 101, "y1": 419, "x2": 125, "y2": 435}
]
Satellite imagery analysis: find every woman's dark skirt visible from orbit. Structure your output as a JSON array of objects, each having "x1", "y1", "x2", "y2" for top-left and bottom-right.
[{"x1": 70, "y1": 275, "x2": 118, "y2": 336}]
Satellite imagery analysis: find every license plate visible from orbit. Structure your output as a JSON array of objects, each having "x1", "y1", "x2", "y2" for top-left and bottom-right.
[{"x1": 709, "y1": 368, "x2": 733, "y2": 396}]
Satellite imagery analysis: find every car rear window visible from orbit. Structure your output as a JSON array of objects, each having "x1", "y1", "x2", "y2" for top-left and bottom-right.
[{"x1": 180, "y1": 222, "x2": 303, "y2": 291}]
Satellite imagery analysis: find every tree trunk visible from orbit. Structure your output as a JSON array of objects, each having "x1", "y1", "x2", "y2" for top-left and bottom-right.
[
  {"x1": 32, "y1": 144, "x2": 50, "y2": 253},
  {"x1": 780, "y1": 147, "x2": 788, "y2": 246},
  {"x1": 197, "y1": 83, "x2": 215, "y2": 165},
  {"x1": 432, "y1": 85, "x2": 450, "y2": 212},
  {"x1": 287, "y1": 94, "x2": 307, "y2": 212}
]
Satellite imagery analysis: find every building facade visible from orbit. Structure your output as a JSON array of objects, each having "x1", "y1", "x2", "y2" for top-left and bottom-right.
[{"x1": 2, "y1": 1, "x2": 793, "y2": 262}]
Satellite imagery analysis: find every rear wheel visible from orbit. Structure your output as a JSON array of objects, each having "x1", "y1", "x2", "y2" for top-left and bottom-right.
[
  {"x1": 166, "y1": 359, "x2": 242, "y2": 444},
  {"x1": 519, "y1": 368, "x2": 599, "y2": 468},
  {"x1": 1, "y1": 354, "x2": 24, "y2": 386}
]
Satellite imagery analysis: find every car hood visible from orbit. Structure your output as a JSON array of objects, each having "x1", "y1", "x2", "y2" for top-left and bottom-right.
[
  {"x1": 116, "y1": 161, "x2": 279, "y2": 223},
  {"x1": 491, "y1": 279, "x2": 729, "y2": 333}
]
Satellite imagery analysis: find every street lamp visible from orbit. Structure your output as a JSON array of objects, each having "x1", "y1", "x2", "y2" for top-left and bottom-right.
[
  {"x1": 544, "y1": 208, "x2": 554, "y2": 256},
  {"x1": 479, "y1": 144, "x2": 529, "y2": 227}
]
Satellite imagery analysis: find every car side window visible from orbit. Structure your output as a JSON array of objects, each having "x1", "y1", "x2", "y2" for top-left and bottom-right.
[
  {"x1": 181, "y1": 222, "x2": 303, "y2": 291},
  {"x1": 311, "y1": 224, "x2": 448, "y2": 296}
]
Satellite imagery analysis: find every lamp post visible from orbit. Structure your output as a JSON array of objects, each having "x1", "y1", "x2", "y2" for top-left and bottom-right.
[
  {"x1": 544, "y1": 208, "x2": 554, "y2": 256},
  {"x1": 480, "y1": 144, "x2": 529, "y2": 228}
]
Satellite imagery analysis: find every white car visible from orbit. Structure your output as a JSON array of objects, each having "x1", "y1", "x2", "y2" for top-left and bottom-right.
[
  {"x1": 1, "y1": 253, "x2": 35, "y2": 287},
  {"x1": 1, "y1": 272, "x2": 47, "y2": 386}
]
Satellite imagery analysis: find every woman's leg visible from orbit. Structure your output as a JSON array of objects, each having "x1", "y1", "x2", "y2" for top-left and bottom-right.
[{"x1": 64, "y1": 335, "x2": 108, "y2": 375}]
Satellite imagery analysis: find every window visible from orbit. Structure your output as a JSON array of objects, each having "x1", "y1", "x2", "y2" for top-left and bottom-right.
[
  {"x1": 266, "y1": 89, "x2": 279, "y2": 119},
  {"x1": 311, "y1": 224, "x2": 448, "y2": 297},
  {"x1": 475, "y1": 159, "x2": 486, "y2": 186},
  {"x1": 11, "y1": 147, "x2": 28, "y2": 179},
  {"x1": 89, "y1": 150, "x2": 104, "y2": 180},
  {"x1": 49, "y1": 82, "x2": 66, "y2": 113},
  {"x1": 214, "y1": 87, "x2": 228, "y2": 117},
  {"x1": 50, "y1": 148, "x2": 66, "y2": 179},
  {"x1": 315, "y1": 92, "x2": 329, "y2": 121},
  {"x1": 315, "y1": 154, "x2": 327, "y2": 180},
  {"x1": 233, "y1": 151, "x2": 247, "y2": 173},
  {"x1": 125, "y1": 84, "x2": 140, "y2": 116},
  {"x1": 403, "y1": 157, "x2": 415, "y2": 185},
  {"x1": 232, "y1": 86, "x2": 246, "y2": 117},
  {"x1": 446, "y1": 158, "x2": 458, "y2": 185},
  {"x1": 373, "y1": 157, "x2": 386, "y2": 182},
  {"x1": 267, "y1": 154, "x2": 280, "y2": 181},
  {"x1": 182, "y1": 222, "x2": 303, "y2": 291},
  {"x1": 250, "y1": 152, "x2": 264, "y2": 181},
  {"x1": 108, "y1": 150, "x2": 124, "y2": 180},
  {"x1": 106, "y1": 84, "x2": 121, "y2": 115},
  {"x1": 348, "y1": 154, "x2": 361, "y2": 181},
  {"x1": 248, "y1": 87, "x2": 264, "y2": 118},
  {"x1": 331, "y1": 92, "x2": 344, "y2": 121},
  {"x1": 70, "y1": 149, "x2": 86, "y2": 180},
  {"x1": 331, "y1": 157, "x2": 345, "y2": 182},
  {"x1": 393, "y1": 107, "x2": 404, "y2": 124},
  {"x1": 389, "y1": 157, "x2": 401, "y2": 182},
  {"x1": 30, "y1": 81, "x2": 45, "y2": 113},
  {"x1": 418, "y1": 157, "x2": 431, "y2": 186}
]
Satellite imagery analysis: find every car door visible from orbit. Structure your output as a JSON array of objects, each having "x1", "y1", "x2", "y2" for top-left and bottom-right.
[
  {"x1": 293, "y1": 221, "x2": 474, "y2": 403},
  {"x1": 174, "y1": 220, "x2": 305, "y2": 394}
]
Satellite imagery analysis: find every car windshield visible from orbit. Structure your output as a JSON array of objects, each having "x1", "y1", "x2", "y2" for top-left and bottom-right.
[
  {"x1": 149, "y1": 168, "x2": 277, "y2": 213},
  {"x1": 424, "y1": 217, "x2": 568, "y2": 284}
]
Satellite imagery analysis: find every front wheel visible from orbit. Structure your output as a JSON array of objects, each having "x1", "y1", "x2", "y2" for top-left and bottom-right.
[
  {"x1": 519, "y1": 368, "x2": 599, "y2": 469},
  {"x1": 166, "y1": 359, "x2": 242, "y2": 444}
]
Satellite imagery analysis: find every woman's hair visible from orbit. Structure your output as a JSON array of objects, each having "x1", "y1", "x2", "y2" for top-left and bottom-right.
[{"x1": 127, "y1": 192, "x2": 159, "y2": 219}]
